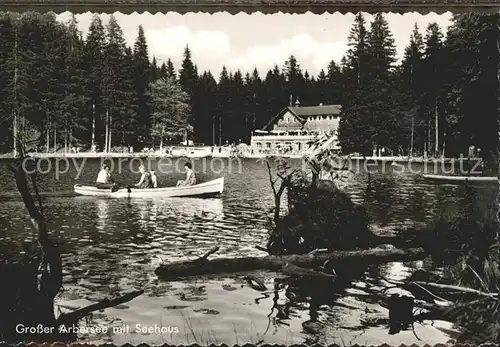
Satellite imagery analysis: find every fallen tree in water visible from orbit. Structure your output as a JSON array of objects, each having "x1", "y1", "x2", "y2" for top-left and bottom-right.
[
  {"x1": 154, "y1": 245, "x2": 426, "y2": 280},
  {"x1": 155, "y1": 135, "x2": 499, "y2": 343},
  {"x1": 156, "y1": 136, "x2": 423, "y2": 280}
]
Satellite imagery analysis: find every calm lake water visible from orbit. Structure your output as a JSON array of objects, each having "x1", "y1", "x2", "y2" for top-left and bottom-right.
[{"x1": 0, "y1": 157, "x2": 496, "y2": 345}]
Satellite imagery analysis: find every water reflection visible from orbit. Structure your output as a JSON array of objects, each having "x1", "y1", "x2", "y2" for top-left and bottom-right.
[
  {"x1": 127, "y1": 198, "x2": 224, "y2": 229},
  {"x1": 0, "y1": 159, "x2": 494, "y2": 345},
  {"x1": 96, "y1": 199, "x2": 109, "y2": 233}
]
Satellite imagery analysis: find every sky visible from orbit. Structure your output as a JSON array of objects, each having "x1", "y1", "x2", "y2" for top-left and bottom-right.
[{"x1": 56, "y1": 11, "x2": 453, "y2": 78}]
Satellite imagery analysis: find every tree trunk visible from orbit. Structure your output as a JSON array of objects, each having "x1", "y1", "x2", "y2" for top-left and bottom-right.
[
  {"x1": 427, "y1": 119, "x2": 431, "y2": 156},
  {"x1": 423, "y1": 131, "x2": 427, "y2": 158},
  {"x1": 6, "y1": 159, "x2": 144, "y2": 343},
  {"x1": 91, "y1": 104, "x2": 95, "y2": 151},
  {"x1": 104, "y1": 109, "x2": 109, "y2": 153},
  {"x1": 64, "y1": 126, "x2": 68, "y2": 153},
  {"x1": 53, "y1": 128, "x2": 56, "y2": 153},
  {"x1": 219, "y1": 114, "x2": 222, "y2": 146},
  {"x1": 12, "y1": 23, "x2": 18, "y2": 157},
  {"x1": 108, "y1": 112, "x2": 112, "y2": 152},
  {"x1": 155, "y1": 247, "x2": 426, "y2": 280},
  {"x1": 13, "y1": 111, "x2": 17, "y2": 156},
  {"x1": 410, "y1": 115, "x2": 414, "y2": 157},
  {"x1": 46, "y1": 126, "x2": 50, "y2": 153},
  {"x1": 434, "y1": 98, "x2": 439, "y2": 156},
  {"x1": 20, "y1": 115, "x2": 25, "y2": 154},
  {"x1": 159, "y1": 126, "x2": 164, "y2": 152},
  {"x1": 442, "y1": 128, "x2": 446, "y2": 158},
  {"x1": 212, "y1": 116, "x2": 216, "y2": 146},
  {"x1": 357, "y1": 59, "x2": 361, "y2": 86}
]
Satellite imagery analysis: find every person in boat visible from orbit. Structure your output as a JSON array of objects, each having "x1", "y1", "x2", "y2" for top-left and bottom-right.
[
  {"x1": 96, "y1": 164, "x2": 115, "y2": 189},
  {"x1": 150, "y1": 170, "x2": 158, "y2": 188},
  {"x1": 134, "y1": 165, "x2": 153, "y2": 189},
  {"x1": 176, "y1": 162, "x2": 196, "y2": 187}
]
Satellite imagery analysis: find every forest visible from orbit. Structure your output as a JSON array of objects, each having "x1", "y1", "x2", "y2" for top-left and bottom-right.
[{"x1": 0, "y1": 12, "x2": 497, "y2": 165}]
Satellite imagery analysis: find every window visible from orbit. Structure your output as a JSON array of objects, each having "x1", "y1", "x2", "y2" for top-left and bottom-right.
[{"x1": 266, "y1": 142, "x2": 271, "y2": 149}]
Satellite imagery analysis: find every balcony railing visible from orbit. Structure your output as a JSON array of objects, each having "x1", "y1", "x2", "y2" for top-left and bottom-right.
[{"x1": 251, "y1": 130, "x2": 335, "y2": 137}]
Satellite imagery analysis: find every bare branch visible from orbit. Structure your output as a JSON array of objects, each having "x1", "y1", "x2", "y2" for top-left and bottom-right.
[{"x1": 56, "y1": 290, "x2": 144, "y2": 326}]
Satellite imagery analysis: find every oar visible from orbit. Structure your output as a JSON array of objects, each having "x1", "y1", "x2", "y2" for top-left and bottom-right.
[{"x1": 110, "y1": 184, "x2": 132, "y2": 193}]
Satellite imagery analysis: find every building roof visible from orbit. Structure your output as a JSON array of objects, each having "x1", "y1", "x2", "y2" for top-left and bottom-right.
[
  {"x1": 289, "y1": 105, "x2": 342, "y2": 118},
  {"x1": 263, "y1": 104, "x2": 342, "y2": 130}
]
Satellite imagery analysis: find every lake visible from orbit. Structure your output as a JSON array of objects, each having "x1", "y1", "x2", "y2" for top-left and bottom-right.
[{"x1": 0, "y1": 157, "x2": 496, "y2": 345}]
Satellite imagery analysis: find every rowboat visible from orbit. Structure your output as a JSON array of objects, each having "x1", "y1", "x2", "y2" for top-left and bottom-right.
[
  {"x1": 74, "y1": 177, "x2": 224, "y2": 198},
  {"x1": 422, "y1": 174, "x2": 497, "y2": 184},
  {"x1": 170, "y1": 146, "x2": 212, "y2": 158}
]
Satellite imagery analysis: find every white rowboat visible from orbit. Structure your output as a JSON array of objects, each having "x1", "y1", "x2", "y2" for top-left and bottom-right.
[
  {"x1": 74, "y1": 177, "x2": 224, "y2": 198},
  {"x1": 170, "y1": 147, "x2": 212, "y2": 158},
  {"x1": 422, "y1": 174, "x2": 497, "y2": 184}
]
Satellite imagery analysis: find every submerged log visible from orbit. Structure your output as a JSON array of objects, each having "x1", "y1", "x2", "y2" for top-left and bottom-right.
[{"x1": 155, "y1": 247, "x2": 426, "y2": 280}]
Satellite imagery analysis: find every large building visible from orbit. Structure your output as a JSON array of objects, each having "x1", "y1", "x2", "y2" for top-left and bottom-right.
[{"x1": 250, "y1": 102, "x2": 342, "y2": 155}]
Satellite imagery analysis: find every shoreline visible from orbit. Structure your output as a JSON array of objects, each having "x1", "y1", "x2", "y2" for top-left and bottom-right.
[{"x1": 0, "y1": 152, "x2": 481, "y2": 163}]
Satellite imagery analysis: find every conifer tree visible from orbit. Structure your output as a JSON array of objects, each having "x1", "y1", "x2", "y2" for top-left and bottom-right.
[
  {"x1": 326, "y1": 60, "x2": 343, "y2": 104},
  {"x1": 85, "y1": 14, "x2": 106, "y2": 150},
  {"x1": 283, "y1": 55, "x2": 304, "y2": 103},
  {"x1": 0, "y1": 11, "x2": 496, "y2": 159},
  {"x1": 159, "y1": 62, "x2": 168, "y2": 79},
  {"x1": 179, "y1": 46, "x2": 198, "y2": 141},
  {"x1": 132, "y1": 25, "x2": 151, "y2": 147},
  {"x1": 421, "y1": 22, "x2": 445, "y2": 156},
  {"x1": 0, "y1": 13, "x2": 20, "y2": 152},
  {"x1": 444, "y1": 14, "x2": 499, "y2": 171},
  {"x1": 150, "y1": 56, "x2": 159, "y2": 82},
  {"x1": 102, "y1": 15, "x2": 130, "y2": 150},
  {"x1": 399, "y1": 23, "x2": 425, "y2": 155},
  {"x1": 166, "y1": 58, "x2": 176, "y2": 79},
  {"x1": 195, "y1": 71, "x2": 218, "y2": 144},
  {"x1": 339, "y1": 13, "x2": 398, "y2": 154},
  {"x1": 216, "y1": 66, "x2": 231, "y2": 145},
  {"x1": 315, "y1": 69, "x2": 328, "y2": 105},
  {"x1": 62, "y1": 15, "x2": 90, "y2": 150},
  {"x1": 344, "y1": 12, "x2": 369, "y2": 90}
]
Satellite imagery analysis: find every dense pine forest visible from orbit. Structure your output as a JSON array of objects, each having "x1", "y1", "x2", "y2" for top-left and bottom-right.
[{"x1": 0, "y1": 12, "x2": 497, "y2": 165}]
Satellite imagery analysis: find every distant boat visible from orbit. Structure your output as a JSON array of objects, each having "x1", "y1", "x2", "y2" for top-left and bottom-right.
[
  {"x1": 240, "y1": 152, "x2": 267, "y2": 159},
  {"x1": 74, "y1": 177, "x2": 224, "y2": 198},
  {"x1": 422, "y1": 174, "x2": 497, "y2": 184},
  {"x1": 170, "y1": 146, "x2": 212, "y2": 158}
]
